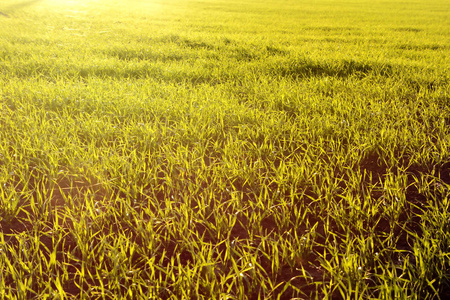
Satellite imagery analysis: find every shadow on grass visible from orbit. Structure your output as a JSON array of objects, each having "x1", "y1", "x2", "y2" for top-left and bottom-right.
[
  {"x1": 11, "y1": 62, "x2": 226, "y2": 85},
  {"x1": 391, "y1": 27, "x2": 422, "y2": 33},
  {"x1": 272, "y1": 58, "x2": 393, "y2": 79},
  {"x1": 104, "y1": 48, "x2": 185, "y2": 62},
  {"x1": 2, "y1": 0, "x2": 42, "y2": 13},
  {"x1": 397, "y1": 43, "x2": 447, "y2": 51}
]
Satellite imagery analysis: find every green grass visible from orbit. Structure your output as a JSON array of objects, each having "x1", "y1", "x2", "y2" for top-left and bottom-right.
[{"x1": 0, "y1": 0, "x2": 449, "y2": 298}]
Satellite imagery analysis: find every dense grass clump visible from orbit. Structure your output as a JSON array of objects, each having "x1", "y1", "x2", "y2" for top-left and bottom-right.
[{"x1": 0, "y1": 0, "x2": 449, "y2": 298}]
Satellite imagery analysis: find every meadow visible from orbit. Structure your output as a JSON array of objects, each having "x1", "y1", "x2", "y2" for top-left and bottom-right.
[{"x1": 0, "y1": 0, "x2": 449, "y2": 298}]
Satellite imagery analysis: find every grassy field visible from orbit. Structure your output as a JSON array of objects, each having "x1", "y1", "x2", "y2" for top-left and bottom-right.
[{"x1": 0, "y1": 0, "x2": 449, "y2": 298}]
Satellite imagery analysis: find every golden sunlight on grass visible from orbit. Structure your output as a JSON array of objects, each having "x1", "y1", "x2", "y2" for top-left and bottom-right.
[{"x1": 0, "y1": 0, "x2": 449, "y2": 298}]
